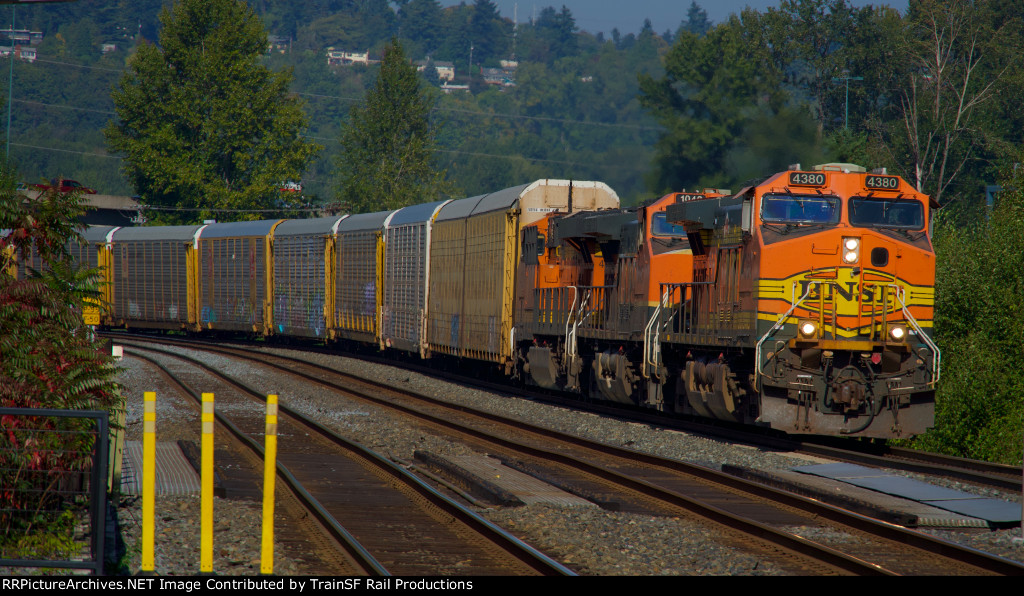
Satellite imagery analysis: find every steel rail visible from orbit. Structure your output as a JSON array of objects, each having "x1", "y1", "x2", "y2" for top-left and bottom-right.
[{"x1": 125, "y1": 345, "x2": 576, "y2": 577}]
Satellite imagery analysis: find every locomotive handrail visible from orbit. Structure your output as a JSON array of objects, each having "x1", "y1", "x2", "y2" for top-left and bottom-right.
[
  {"x1": 753, "y1": 282, "x2": 817, "y2": 390},
  {"x1": 563, "y1": 286, "x2": 578, "y2": 361},
  {"x1": 643, "y1": 286, "x2": 677, "y2": 379},
  {"x1": 889, "y1": 283, "x2": 942, "y2": 385},
  {"x1": 753, "y1": 281, "x2": 941, "y2": 390}
]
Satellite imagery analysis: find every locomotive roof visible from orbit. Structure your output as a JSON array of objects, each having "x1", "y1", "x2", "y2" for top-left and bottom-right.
[
  {"x1": 388, "y1": 200, "x2": 449, "y2": 227},
  {"x1": 551, "y1": 208, "x2": 637, "y2": 242},
  {"x1": 337, "y1": 209, "x2": 395, "y2": 232},
  {"x1": 199, "y1": 219, "x2": 283, "y2": 239},
  {"x1": 275, "y1": 216, "x2": 347, "y2": 237},
  {"x1": 112, "y1": 224, "x2": 205, "y2": 242}
]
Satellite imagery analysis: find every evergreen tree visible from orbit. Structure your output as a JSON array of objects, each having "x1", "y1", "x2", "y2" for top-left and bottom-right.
[
  {"x1": 336, "y1": 39, "x2": 452, "y2": 213},
  {"x1": 399, "y1": 0, "x2": 445, "y2": 57},
  {"x1": 527, "y1": 6, "x2": 577, "y2": 64},
  {"x1": 467, "y1": 0, "x2": 510, "y2": 66},
  {"x1": 104, "y1": 0, "x2": 321, "y2": 224},
  {"x1": 681, "y1": 2, "x2": 711, "y2": 37}
]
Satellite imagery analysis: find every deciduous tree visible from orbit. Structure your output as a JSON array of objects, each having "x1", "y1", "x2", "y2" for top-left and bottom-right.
[
  {"x1": 877, "y1": 0, "x2": 1011, "y2": 208},
  {"x1": 105, "y1": 0, "x2": 320, "y2": 224},
  {"x1": 638, "y1": 11, "x2": 787, "y2": 193}
]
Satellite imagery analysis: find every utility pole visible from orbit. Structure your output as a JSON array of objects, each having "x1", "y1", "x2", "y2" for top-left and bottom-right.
[
  {"x1": 6, "y1": 6, "x2": 13, "y2": 158},
  {"x1": 512, "y1": 2, "x2": 517, "y2": 61},
  {"x1": 832, "y1": 71, "x2": 863, "y2": 129}
]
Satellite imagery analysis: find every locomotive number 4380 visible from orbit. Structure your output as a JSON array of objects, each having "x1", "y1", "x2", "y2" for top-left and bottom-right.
[
  {"x1": 790, "y1": 172, "x2": 826, "y2": 186},
  {"x1": 865, "y1": 175, "x2": 900, "y2": 190}
]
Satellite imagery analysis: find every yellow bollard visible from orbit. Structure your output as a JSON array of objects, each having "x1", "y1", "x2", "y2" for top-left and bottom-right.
[
  {"x1": 260, "y1": 394, "x2": 279, "y2": 575},
  {"x1": 142, "y1": 391, "x2": 156, "y2": 574},
  {"x1": 201, "y1": 392, "x2": 214, "y2": 573}
]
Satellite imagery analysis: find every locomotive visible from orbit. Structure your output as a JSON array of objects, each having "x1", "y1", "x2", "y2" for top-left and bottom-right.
[
  {"x1": 33, "y1": 167, "x2": 937, "y2": 440},
  {"x1": 515, "y1": 164, "x2": 939, "y2": 438}
]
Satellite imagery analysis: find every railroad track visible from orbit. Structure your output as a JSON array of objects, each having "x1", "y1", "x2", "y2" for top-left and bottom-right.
[
  {"x1": 113, "y1": 335, "x2": 1024, "y2": 576},
  {"x1": 376, "y1": 345, "x2": 1024, "y2": 494},
  {"x1": 107, "y1": 331, "x2": 1022, "y2": 494},
  {"x1": 123, "y1": 346, "x2": 575, "y2": 577}
]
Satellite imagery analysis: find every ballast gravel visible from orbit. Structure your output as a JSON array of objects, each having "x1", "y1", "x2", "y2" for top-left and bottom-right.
[{"x1": 108, "y1": 342, "x2": 1024, "y2": 576}]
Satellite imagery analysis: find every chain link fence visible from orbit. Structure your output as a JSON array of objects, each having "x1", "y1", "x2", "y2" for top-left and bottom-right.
[{"x1": 0, "y1": 407, "x2": 108, "y2": 575}]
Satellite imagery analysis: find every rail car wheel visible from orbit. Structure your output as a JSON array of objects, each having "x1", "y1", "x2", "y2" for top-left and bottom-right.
[
  {"x1": 682, "y1": 360, "x2": 744, "y2": 422},
  {"x1": 592, "y1": 350, "x2": 638, "y2": 405}
]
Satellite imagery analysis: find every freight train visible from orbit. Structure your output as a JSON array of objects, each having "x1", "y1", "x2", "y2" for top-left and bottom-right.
[{"x1": 25, "y1": 167, "x2": 939, "y2": 439}]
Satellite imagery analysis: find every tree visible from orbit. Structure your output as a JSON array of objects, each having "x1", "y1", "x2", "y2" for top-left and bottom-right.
[
  {"x1": 525, "y1": 6, "x2": 578, "y2": 64},
  {"x1": 399, "y1": 0, "x2": 445, "y2": 57},
  {"x1": 679, "y1": 2, "x2": 711, "y2": 37},
  {"x1": 336, "y1": 39, "x2": 452, "y2": 213},
  {"x1": 639, "y1": 11, "x2": 788, "y2": 193},
  {"x1": 467, "y1": 0, "x2": 511, "y2": 66},
  {"x1": 916, "y1": 164, "x2": 1024, "y2": 463},
  {"x1": 0, "y1": 162, "x2": 123, "y2": 545},
  {"x1": 762, "y1": 0, "x2": 872, "y2": 133},
  {"x1": 104, "y1": 0, "x2": 321, "y2": 224},
  {"x1": 876, "y1": 0, "x2": 1011, "y2": 208}
]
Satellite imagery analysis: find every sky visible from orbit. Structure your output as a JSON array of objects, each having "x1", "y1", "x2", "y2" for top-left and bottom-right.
[{"x1": 444, "y1": 1, "x2": 910, "y2": 36}]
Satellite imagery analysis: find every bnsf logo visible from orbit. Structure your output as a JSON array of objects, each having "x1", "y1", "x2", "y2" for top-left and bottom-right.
[
  {"x1": 762, "y1": 268, "x2": 932, "y2": 318},
  {"x1": 796, "y1": 278, "x2": 901, "y2": 315}
]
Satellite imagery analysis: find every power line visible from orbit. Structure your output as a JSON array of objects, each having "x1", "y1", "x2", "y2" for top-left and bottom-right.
[
  {"x1": 435, "y1": 148, "x2": 637, "y2": 169},
  {"x1": 10, "y1": 142, "x2": 121, "y2": 158},
  {"x1": 24, "y1": 56, "x2": 658, "y2": 133},
  {"x1": 299, "y1": 89, "x2": 661, "y2": 132},
  {"x1": 301, "y1": 133, "x2": 640, "y2": 169},
  {"x1": 13, "y1": 98, "x2": 114, "y2": 115},
  {"x1": 29, "y1": 56, "x2": 124, "y2": 73},
  {"x1": 138, "y1": 205, "x2": 331, "y2": 213},
  {"x1": 8, "y1": 51, "x2": 660, "y2": 166}
]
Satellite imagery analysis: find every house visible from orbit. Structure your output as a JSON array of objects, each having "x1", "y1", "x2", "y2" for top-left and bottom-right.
[
  {"x1": 0, "y1": 46, "x2": 36, "y2": 62},
  {"x1": 415, "y1": 59, "x2": 455, "y2": 82},
  {"x1": 326, "y1": 48, "x2": 370, "y2": 66},
  {"x1": 440, "y1": 82, "x2": 470, "y2": 94},
  {"x1": 481, "y1": 67, "x2": 514, "y2": 87},
  {"x1": 268, "y1": 35, "x2": 289, "y2": 54},
  {"x1": 0, "y1": 29, "x2": 42, "y2": 45}
]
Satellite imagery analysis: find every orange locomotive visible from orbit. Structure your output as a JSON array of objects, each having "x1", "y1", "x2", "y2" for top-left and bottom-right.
[{"x1": 513, "y1": 164, "x2": 939, "y2": 439}]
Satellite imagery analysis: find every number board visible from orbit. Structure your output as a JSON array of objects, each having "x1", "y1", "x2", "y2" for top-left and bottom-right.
[
  {"x1": 675, "y1": 193, "x2": 705, "y2": 202},
  {"x1": 865, "y1": 174, "x2": 900, "y2": 190},
  {"x1": 789, "y1": 172, "x2": 826, "y2": 186}
]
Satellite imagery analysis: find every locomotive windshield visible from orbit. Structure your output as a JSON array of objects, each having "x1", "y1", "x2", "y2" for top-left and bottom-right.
[
  {"x1": 760, "y1": 194, "x2": 840, "y2": 224},
  {"x1": 848, "y1": 198, "x2": 924, "y2": 229}
]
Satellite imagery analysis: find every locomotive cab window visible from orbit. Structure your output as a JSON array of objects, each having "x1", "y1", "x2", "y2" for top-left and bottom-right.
[
  {"x1": 760, "y1": 194, "x2": 840, "y2": 225},
  {"x1": 649, "y1": 212, "x2": 688, "y2": 255},
  {"x1": 848, "y1": 198, "x2": 924, "y2": 230},
  {"x1": 651, "y1": 212, "x2": 688, "y2": 237}
]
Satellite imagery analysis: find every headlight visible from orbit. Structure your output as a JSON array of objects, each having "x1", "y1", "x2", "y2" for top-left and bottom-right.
[
  {"x1": 842, "y1": 237, "x2": 860, "y2": 264},
  {"x1": 888, "y1": 324, "x2": 907, "y2": 342},
  {"x1": 799, "y1": 320, "x2": 818, "y2": 338}
]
